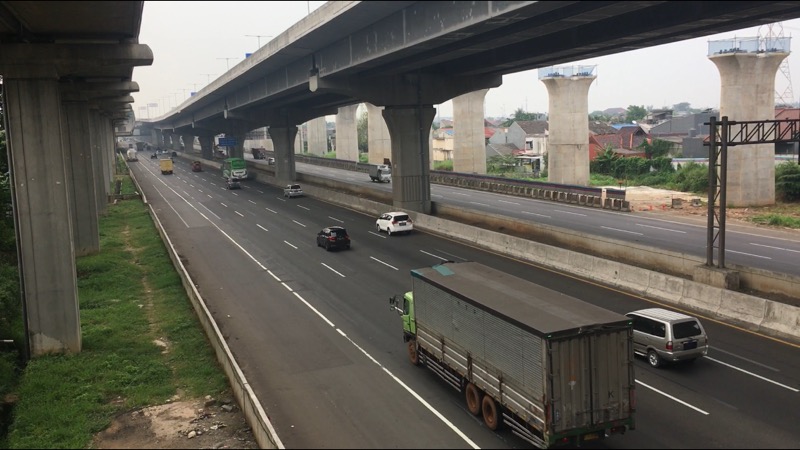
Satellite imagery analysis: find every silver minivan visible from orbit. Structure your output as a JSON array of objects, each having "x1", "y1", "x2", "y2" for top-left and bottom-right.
[{"x1": 626, "y1": 308, "x2": 708, "y2": 368}]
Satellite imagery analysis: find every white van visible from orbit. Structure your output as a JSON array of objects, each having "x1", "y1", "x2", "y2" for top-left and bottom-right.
[{"x1": 626, "y1": 308, "x2": 708, "y2": 368}]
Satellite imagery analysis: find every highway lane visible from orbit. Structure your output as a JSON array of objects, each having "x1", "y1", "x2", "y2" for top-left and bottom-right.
[
  {"x1": 295, "y1": 162, "x2": 800, "y2": 277},
  {"x1": 129, "y1": 157, "x2": 800, "y2": 448}
]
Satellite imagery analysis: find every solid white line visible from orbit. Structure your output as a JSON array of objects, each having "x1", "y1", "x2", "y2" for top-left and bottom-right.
[
  {"x1": 257, "y1": 224, "x2": 268, "y2": 232},
  {"x1": 420, "y1": 250, "x2": 449, "y2": 261},
  {"x1": 284, "y1": 241, "x2": 297, "y2": 249},
  {"x1": 292, "y1": 220, "x2": 307, "y2": 227},
  {"x1": 281, "y1": 282, "x2": 293, "y2": 292},
  {"x1": 369, "y1": 231, "x2": 386, "y2": 239},
  {"x1": 601, "y1": 226, "x2": 644, "y2": 236},
  {"x1": 635, "y1": 380, "x2": 709, "y2": 415},
  {"x1": 198, "y1": 203, "x2": 221, "y2": 220},
  {"x1": 498, "y1": 200, "x2": 520, "y2": 205},
  {"x1": 724, "y1": 249, "x2": 771, "y2": 259},
  {"x1": 321, "y1": 262, "x2": 346, "y2": 277},
  {"x1": 292, "y1": 292, "x2": 335, "y2": 327},
  {"x1": 235, "y1": 211, "x2": 244, "y2": 217},
  {"x1": 636, "y1": 223, "x2": 687, "y2": 233},
  {"x1": 749, "y1": 243, "x2": 800, "y2": 253},
  {"x1": 155, "y1": 187, "x2": 190, "y2": 228},
  {"x1": 522, "y1": 211, "x2": 551, "y2": 218},
  {"x1": 706, "y1": 356, "x2": 799, "y2": 392},
  {"x1": 370, "y1": 257, "x2": 398, "y2": 270},
  {"x1": 554, "y1": 209, "x2": 587, "y2": 217},
  {"x1": 469, "y1": 202, "x2": 490, "y2": 207}
]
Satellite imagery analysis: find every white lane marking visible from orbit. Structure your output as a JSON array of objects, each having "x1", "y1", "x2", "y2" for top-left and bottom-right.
[
  {"x1": 198, "y1": 189, "x2": 204, "y2": 194},
  {"x1": 420, "y1": 250, "x2": 449, "y2": 261},
  {"x1": 498, "y1": 200, "x2": 520, "y2": 205},
  {"x1": 292, "y1": 292, "x2": 335, "y2": 327},
  {"x1": 554, "y1": 209, "x2": 587, "y2": 217},
  {"x1": 724, "y1": 249, "x2": 771, "y2": 259},
  {"x1": 321, "y1": 262, "x2": 346, "y2": 277},
  {"x1": 522, "y1": 211, "x2": 551, "y2": 219},
  {"x1": 207, "y1": 194, "x2": 212, "y2": 198},
  {"x1": 453, "y1": 192, "x2": 470, "y2": 196},
  {"x1": 328, "y1": 216, "x2": 344, "y2": 223},
  {"x1": 469, "y1": 202, "x2": 490, "y2": 207},
  {"x1": 257, "y1": 224, "x2": 268, "y2": 232},
  {"x1": 199, "y1": 203, "x2": 221, "y2": 220},
  {"x1": 433, "y1": 249, "x2": 468, "y2": 261},
  {"x1": 636, "y1": 380, "x2": 709, "y2": 415},
  {"x1": 249, "y1": 200, "x2": 257, "y2": 204},
  {"x1": 601, "y1": 226, "x2": 644, "y2": 236},
  {"x1": 636, "y1": 223, "x2": 687, "y2": 233},
  {"x1": 432, "y1": 194, "x2": 444, "y2": 198},
  {"x1": 265, "y1": 207, "x2": 277, "y2": 214},
  {"x1": 710, "y1": 348, "x2": 779, "y2": 372},
  {"x1": 750, "y1": 243, "x2": 800, "y2": 254},
  {"x1": 369, "y1": 231, "x2": 386, "y2": 239},
  {"x1": 281, "y1": 282, "x2": 293, "y2": 292},
  {"x1": 235, "y1": 211, "x2": 244, "y2": 217},
  {"x1": 220, "y1": 202, "x2": 229, "y2": 208},
  {"x1": 298, "y1": 205, "x2": 310, "y2": 211},
  {"x1": 284, "y1": 241, "x2": 297, "y2": 249},
  {"x1": 231, "y1": 192, "x2": 239, "y2": 196},
  {"x1": 292, "y1": 220, "x2": 307, "y2": 227},
  {"x1": 370, "y1": 257, "x2": 398, "y2": 270},
  {"x1": 706, "y1": 356, "x2": 798, "y2": 392},
  {"x1": 154, "y1": 187, "x2": 190, "y2": 227}
]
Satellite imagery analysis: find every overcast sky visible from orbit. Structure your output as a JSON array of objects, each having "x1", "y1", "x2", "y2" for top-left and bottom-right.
[{"x1": 131, "y1": 2, "x2": 800, "y2": 120}]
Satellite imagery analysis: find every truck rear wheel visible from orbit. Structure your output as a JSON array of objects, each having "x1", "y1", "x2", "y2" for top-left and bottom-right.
[
  {"x1": 465, "y1": 383, "x2": 482, "y2": 416},
  {"x1": 481, "y1": 395, "x2": 501, "y2": 431},
  {"x1": 407, "y1": 340, "x2": 419, "y2": 366}
]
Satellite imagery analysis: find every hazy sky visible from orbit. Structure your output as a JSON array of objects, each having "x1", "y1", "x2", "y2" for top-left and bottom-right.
[{"x1": 131, "y1": 2, "x2": 800, "y2": 120}]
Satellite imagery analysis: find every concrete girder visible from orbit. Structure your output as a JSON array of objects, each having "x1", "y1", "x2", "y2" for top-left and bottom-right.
[{"x1": 0, "y1": 43, "x2": 153, "y2": 78}]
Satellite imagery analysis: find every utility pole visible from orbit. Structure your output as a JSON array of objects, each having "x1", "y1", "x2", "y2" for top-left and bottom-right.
[
  {"x1": 217, "y1": 57, "x2": 237, "y2": 71},
  {"x1": 200, "y1": 73, "x2": 216, "y2": 85},
  {"x1": 245, "y1": 34, "x2": 273, "y2": 49}
]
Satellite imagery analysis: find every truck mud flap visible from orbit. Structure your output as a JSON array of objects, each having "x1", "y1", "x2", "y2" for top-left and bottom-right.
[
  {"x1": 503, "y1": 411, "x2": 546, "y2": 449},
  {"x1": 420, "y1": 352, "x2": 461, "y2": 391}
]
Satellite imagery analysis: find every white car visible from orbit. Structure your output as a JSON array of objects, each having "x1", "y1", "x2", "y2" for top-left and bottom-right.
[{"x1": 376, "y1": 212, "x2": 413, "y2": 236}]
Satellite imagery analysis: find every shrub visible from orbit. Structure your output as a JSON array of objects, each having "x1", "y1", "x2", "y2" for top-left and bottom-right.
[
  {"x1": 775, "y1": 162, "x2": 800, "y2": 202},
  {"x1": 672, "y1": 162, "x2": 709, "y2": 193}
]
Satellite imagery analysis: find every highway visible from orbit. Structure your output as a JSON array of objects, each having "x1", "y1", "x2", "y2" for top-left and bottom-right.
[
  {"x1": 129, "y1": 157, "x2": 800, "y2": 448},
  {"x1": 295, "y1": 161, "x2": 800, "y2": 278}
]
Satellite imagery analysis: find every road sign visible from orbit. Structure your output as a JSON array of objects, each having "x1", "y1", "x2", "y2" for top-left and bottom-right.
[{"x1": 218, "y1": 137, "x2": 237, "y2": 147}]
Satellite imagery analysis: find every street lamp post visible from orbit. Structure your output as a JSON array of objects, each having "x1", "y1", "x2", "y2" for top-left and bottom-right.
[
  {"x1": 200, "y1": 73, "x2": 216, "y2": 85},
  {"x1": 217, "y1": 57, "x2": 237, "y2": 71},
  {"x1": 245, "y1": 34, "x2": 273, "y2": 50}
]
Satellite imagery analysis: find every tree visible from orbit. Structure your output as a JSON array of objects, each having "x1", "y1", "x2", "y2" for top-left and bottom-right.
[
  {"x1": 638, "y1": 138, "x2": 673, "y2": 159},
  {"x1": 357, "y1": 109, "x2": 368, "y2": 153},
  {"x1": 590, "y1": 146, "x2": 619, "y2": 175},
  {"x1": 501, "y1": 108, "x2": 546, "y2": 126},
  {"x1": 589, "y1": 112, "x2": 611, "y2": 122},
  {"x1": 625, "y1": 105, "x2": 647, "y2": 123}
]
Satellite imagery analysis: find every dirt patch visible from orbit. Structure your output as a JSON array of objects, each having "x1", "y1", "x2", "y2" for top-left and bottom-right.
[{"x1": 91, "y1": 395, "x2": 258, "y2": 449}]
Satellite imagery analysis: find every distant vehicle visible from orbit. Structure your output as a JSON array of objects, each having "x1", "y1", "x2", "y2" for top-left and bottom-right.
[
  {"x1": 226, "y1": 179, "x2": 241, "y2": 190},
  {"x1": 267, "y1": 157, "x2": 276, "y2": 165},
  {"x1": 252, "y1": 148, "x2": 266, "y2": 159},
  {"x1": 376, "y1": 211, "x2": 413, "y2": 236},
  {"x1": 626, "y1": 308, "x2": 709, "y2": 368},
  {"x1": 316, "y1": 226, "x2": 351, "y2": 251},
  {"x1": 191, "y1": 161, "x2": 202, "y2": 172},
  {"x1": 283, "y1": 184, "x2": 303, "y2": 198},
  {"x1": 222, "y1": 157, "x2": 248, "y2": 181},
  {"x1": 368, "y1": 164, "x2": 391, "y2": 183},
  {"x1": 389, "y1": 261, "x2": 635, "y2": 448},
  {"x1": 150, "y1": 153, "x2": 157, "y2": 159},
  {"x1": 159, "y1": 157, "x2": 174, "y2": 175},
  {"x1": 125, "y1": 148, "x2": 138, "y2": 162}
]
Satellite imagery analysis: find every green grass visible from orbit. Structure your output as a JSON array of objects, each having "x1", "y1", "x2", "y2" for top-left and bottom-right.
[
  {"x1": 751, "y1": 213, "x2": 800, "y2": 229},
  {"x1": 5, "y1": 193, "x2": 228, "y2": 448}
]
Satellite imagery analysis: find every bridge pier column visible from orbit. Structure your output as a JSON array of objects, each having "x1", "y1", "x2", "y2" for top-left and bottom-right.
[
  {"x1": 335, "y1": 104, "x2": 359, "y2": 162},
  {"x1": 62, "y1": 97, "x2": 100, "y2": 256},
  {"x1": 181, "y1": 133, "x2": 196, "y2": 154},
  {"x1": 198, "y1": 135, "x2": 214, "y2": 160},
  {"x1": 709, "y1": 49, "x2": 787, "y2": 206},
  {"x1": 541, "y1": 73, "x2": 595, "y2": 186},
  {"x1": 307, "y1": 117, "x2": 328, "y2": 156},
  {"x1": 3, "y1": 74, "x2": 82, "y2": 356},
  {"x1": 382, "y1": 105, "x2": 436, "y2": 214},
  {"x1": 367, "y1": 103, "x2": 391, "y2": 165},
  {"x1": 270, "y1": 125, "x2": 299, "y2": 185},
  {"x1": 453, "y1": 88, "x2": 489, "y2": 174}
]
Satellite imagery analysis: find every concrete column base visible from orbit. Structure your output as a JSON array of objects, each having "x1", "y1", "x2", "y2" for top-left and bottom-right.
[{"x1": 694, "y1": 265, "x2": 740, "y2": 290}]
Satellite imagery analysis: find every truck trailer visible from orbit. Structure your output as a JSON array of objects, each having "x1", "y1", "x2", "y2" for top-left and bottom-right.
[
  {"x1": 368, "y1": 164, "x2": 391, "y2": 182},
  {"x1": 389, "y1": 261, "x2": 635, "y2": 448}
]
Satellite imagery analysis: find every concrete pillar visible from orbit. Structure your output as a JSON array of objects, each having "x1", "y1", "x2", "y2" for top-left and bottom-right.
[
  {"x1": 3, "y1": 75, "x2": 82, "y2": 355},
  {"x1": 270, "y1": 126, "x2": 299, "y2": 185},
  {"x1": 453, "y1": 88, "x2": 489, "y2": 174},
  {"x1": 541, "y1": 75, "x2": 595, "y2": 186},
  {"x1": 307, "y1": 117, "x2": 327, "y2": 156},
  {"x1": 382, "y1": 106, "x2": 437, "y2": 214},
  {"x1": 89, "y1": 110, "x2": 108, "y2": 216},
  {"x1": 710, "y1": 51, "x2": 787, "y2": 206},
  {"x1": 61, "y1": 98, "x2": 100, "y2": 256},
  {"x1": 335, "y1": 104, "x2": 359, "y2": 162},
  {"x1": 153, "y1": 129, "x2": 164, "y2": 149},
  {"x1": 198, "y1": 135, "x2": 214, "y2": 160},
  {"x1": 366, "y1": 103, "x2": 391, "y2": 165},
  {"x1": 181, "y1": 133, "x2": 196, "y2": 154}
]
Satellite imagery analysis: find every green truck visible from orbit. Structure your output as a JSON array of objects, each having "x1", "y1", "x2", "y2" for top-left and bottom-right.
[
  {"x1": 390, "y1": 261, "x2": 635, "y2": 448},
  {"x1": 222, "y1": 157, "x2": 248, "y2": 181}
]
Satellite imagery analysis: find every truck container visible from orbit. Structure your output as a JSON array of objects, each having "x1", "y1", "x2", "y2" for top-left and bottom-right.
[
  {"x1": 126, "y1": 148, "x2": 138, "y2": 162},
  {"x1": 389, "y1": 261, "x2": 635, "y2": 448},
  {"x1": 222, "y1": 157, "x2": 248, "y2": 181},
  {"x1": 159, "y1": 157, "x2": 174, "y2": 175},
  {"x1": 368, "y1": 164, "x2": 391, "y2": 182}
]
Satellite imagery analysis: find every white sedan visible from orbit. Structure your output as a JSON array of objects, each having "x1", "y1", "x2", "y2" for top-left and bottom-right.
[{"x1": 376, "y1": 212, "x2": 413, "y2": 236}]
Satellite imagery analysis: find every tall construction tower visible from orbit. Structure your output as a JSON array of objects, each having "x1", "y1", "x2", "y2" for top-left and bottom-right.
[{"x1": 761, "y1": 23, "x2": 795, "y2": 107}]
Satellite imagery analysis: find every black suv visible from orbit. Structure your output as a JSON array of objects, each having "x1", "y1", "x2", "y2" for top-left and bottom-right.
[{"x1": 316, "y1": 226, "x2": 351, "y2": 251}]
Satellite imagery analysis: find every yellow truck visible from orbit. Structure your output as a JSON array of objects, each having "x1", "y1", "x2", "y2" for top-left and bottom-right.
[{"x1": 159, "y1": 157, "x2": 174, "y2": 175}]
